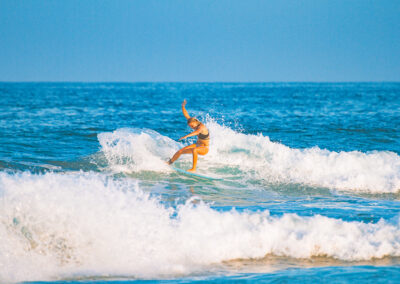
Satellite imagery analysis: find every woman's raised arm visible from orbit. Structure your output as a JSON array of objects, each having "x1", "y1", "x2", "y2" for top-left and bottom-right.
[{"x1": 182, "y1": 99, "x2": 191, "y2": 119}]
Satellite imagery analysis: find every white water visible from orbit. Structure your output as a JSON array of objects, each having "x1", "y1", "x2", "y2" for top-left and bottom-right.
[
  {"x1": 98, "y1": 120, "x2": 400, "y2": 193},
  {"x1": 1, "y1": 172, "x2": 399, "y2": 282},
  {"x1": 98, "y1": 128, "x2": 179, "y2": 173}
]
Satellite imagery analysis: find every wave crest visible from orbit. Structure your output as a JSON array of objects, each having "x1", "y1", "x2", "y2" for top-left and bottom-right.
[{"x1": 97, "y1": 120, "x2": 400, "y2": 193}]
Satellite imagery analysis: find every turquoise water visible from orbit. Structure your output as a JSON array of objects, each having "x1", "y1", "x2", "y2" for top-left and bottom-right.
[{"x1": 1, "y1": 83, "x2": 399, "y2": 283}]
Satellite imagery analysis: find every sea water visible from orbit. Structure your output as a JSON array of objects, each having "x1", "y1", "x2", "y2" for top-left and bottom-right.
[{"x1": 0, "y1": 83, "x2": 399, "y2": 283}]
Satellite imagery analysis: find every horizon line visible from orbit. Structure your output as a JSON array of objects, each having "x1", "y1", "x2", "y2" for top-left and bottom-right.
[{"x1": 1, "y1": 80, "x2": 399, "y2": 84}]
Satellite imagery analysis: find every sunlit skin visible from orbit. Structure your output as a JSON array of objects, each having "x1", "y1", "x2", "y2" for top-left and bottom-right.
[{"x1": 167, "y1": 99, "x2": 209, "y2": 172}]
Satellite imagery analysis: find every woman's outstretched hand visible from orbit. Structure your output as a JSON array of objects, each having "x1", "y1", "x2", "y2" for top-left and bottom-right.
[{"x1": 182, "y1": 99, "x2": 187, "y2": 107}]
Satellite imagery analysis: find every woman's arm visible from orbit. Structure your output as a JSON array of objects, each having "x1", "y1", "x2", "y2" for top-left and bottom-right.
[
  {"x1": 182, "y1": 99, "x2": 191, "y2": 119},
  {"x1": 179, "y1": 128, "x2": 201, "y2": 141}
]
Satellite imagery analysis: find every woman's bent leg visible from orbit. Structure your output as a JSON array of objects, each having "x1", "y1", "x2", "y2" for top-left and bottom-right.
[
  {"x1": 187, "y1": 148, "x2": 198, "y2": 172},
  {"x1": 187, "y1": 146, "x2": 208, "y2": 172},
  {"x1": 168, "y1": 144, "x2": 196, "y2": 164}
]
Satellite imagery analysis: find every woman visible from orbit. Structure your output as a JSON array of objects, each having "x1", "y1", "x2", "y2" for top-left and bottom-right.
[{"x1": 167, "y1": 99, "x2": 210, "y2": 172}]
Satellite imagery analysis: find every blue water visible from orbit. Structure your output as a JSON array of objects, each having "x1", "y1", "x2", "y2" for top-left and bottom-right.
[{"x1": 1, "y1": 83, "x2": 399, "y2": 283}]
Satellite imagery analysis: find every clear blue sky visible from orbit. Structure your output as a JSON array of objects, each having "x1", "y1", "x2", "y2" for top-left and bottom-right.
[{"x1": 1, "y1": 0, "x2": 399, "y2": 82}]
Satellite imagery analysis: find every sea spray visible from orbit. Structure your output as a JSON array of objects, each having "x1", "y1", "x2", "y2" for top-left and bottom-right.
[{"x1": 98, "y1": 128, "x2": 180, "y2": 173}]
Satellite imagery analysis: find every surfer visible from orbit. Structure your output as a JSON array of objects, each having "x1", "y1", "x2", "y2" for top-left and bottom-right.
[{"x1": 167, "y1": 99, "x2": 210, "y2": 172}]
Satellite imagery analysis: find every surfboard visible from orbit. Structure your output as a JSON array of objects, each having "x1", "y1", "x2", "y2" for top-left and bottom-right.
[{"x1": 171, "y1": 166, "x2": 222, "y2": 181}]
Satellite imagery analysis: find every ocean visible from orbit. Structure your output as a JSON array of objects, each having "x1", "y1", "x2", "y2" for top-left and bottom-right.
[{"x1": 0, "y1": 82, "x2": 399, "y2": 283}]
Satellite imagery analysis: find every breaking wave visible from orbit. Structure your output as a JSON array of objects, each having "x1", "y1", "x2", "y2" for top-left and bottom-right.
[{"x1": 1, "y1": 172, "x2": 399, "y2": 282}]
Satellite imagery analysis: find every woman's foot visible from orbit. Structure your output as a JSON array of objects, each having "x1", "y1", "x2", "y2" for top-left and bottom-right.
[
  {"x1": 166, "y1": 159, "x2": 173, "y2": 165},
  {"x1": 187, "y1": 168, "x2": 196, "y2": 173}
]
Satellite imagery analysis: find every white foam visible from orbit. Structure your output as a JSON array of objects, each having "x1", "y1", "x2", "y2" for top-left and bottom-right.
[
  {"x1": 97, "y1": 120, "x2": 400, "y2": 193},
  {"x1": 0, "y1": 172, "x2": 399, "y2": 282},
  {"x1": 205, "y1": 120, "x2": 400, "y2": 193},
  {"x1": 98, "y1": 128, "x2": 179, "y2": 172}
]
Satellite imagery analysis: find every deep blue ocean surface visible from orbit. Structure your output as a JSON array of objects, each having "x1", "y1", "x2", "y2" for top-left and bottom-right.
[{"x1": 0, "y1": 83, "x2": 399, "y2": 283}]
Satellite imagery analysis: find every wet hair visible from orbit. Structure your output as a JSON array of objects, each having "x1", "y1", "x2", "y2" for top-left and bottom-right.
[{"x1": 187, "y1": 117, "x2": 200, "y2": 125}]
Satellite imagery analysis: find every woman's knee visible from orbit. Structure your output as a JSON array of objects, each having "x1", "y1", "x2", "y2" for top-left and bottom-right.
[{"x1": 198, "y1": 148, "x2": 208, "y2": 155}]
